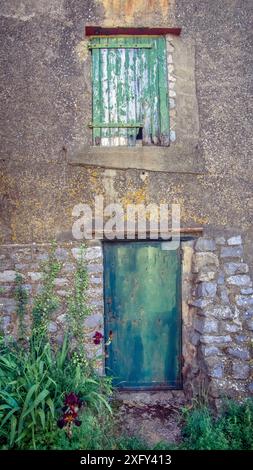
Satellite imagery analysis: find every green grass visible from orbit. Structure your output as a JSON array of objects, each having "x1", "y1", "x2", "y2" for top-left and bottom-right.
[{"x1": 181, "y1": 399, "x2": 253, "y2": 450}]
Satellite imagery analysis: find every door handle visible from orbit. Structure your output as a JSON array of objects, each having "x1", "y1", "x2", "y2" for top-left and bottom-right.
[
  {"x1": 105, "y1": 330, "x2": 113, "y2": 359},
  {"x1": 105, "y1": 330, "x2": 113, "y2": 346}
]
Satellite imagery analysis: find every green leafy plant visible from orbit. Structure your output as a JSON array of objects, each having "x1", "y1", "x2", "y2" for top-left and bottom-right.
[
  {"x1": 14, "y1": 274, "x2": 28, "y2": 340},
  {"x1": 0, "y1": 243, "x2": 113, "y2": 450},
  {"x1": 181, "y1": 399, "x2": 253, "y2": 450},
  {"x1": 31, "y1": 242, "x2": 62, "y2": 338},
  {"x1": 66, "y1": 245, "x2": 91, "y2": 369}
]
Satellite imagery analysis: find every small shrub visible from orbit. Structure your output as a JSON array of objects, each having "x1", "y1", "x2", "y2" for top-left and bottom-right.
[
  {"x1": 219, "y1": 399, "x2": 253, "y2": 450},
  {"x1": 181, "y1": 399, "x2": 253, "y2": 450}
]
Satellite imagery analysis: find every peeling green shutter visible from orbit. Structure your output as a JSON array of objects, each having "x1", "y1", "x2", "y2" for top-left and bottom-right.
[{"x1": 89, "y1": 36, "x2": 170, "y2": 147}]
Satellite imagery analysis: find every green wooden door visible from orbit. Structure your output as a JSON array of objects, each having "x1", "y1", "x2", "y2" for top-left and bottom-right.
[{"x1": 103, "y1": 241, "x2": 182, "y2": 390}]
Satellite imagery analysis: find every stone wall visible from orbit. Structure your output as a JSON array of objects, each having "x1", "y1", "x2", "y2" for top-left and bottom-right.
[
  {"x1": 0, "y1": 242, "x2": 104, "y2": 373},
  {"x1": 1, "y1": 236, "x2": 252, "y2": 405},
  {"x1": 184, "y1": 235, "x2": 253, "y2": 406}
]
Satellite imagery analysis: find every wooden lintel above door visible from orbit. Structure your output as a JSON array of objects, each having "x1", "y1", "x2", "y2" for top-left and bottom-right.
[{"x1": 85, "y1": 26, "x2": 182, "y2": 37}]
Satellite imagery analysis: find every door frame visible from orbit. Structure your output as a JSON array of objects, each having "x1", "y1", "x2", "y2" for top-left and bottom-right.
[{"x1": 102, "y1": 238, "x2": 184, "y2": 391}]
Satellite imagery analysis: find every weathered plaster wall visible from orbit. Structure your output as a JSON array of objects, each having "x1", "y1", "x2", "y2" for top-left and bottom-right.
[
  {"x1": 0, "y1": 1, "x2": 253, "y2": 401},
  {"x1": 0, "y1": 0, "x2": 252, "y2": 259},
  {"x1": 97, "y1": 0, "x2": 175, "y2": 26}
]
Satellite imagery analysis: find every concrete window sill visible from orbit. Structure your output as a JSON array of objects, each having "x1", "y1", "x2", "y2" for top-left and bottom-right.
[{"x1": 68, "y1": 142, "x2": 205, "y2": 174}]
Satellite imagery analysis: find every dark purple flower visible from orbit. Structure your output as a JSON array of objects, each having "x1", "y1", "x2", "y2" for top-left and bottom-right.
[
  {"x1": 74, "y1": 419, "x2": 82, "y2": 427},
  {"x1": 58, "y1": 392, "x2": 84, "y2": 438},
  {"x1": 64, "y1": 392, "x2": 82, "y2": 408},
  {"x1": 93, "y1": 331, "x2": 103, "y2": 345},
  {"x1": 57, "y1": 418, "x2": 65, "y2": 429}
]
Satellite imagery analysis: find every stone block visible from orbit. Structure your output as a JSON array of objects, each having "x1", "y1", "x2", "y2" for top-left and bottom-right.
[
  {"x1": 54, "y1": 278, "x2": 68, "y2": 287},
  {"x1": 206, "y1": 305, "x2": 233, "y2": 320},
  {"x1": 197, "y1": 282, "x2": 217, "y2": 298},
  {"x1": 87, "y1": 264, "x2": 103, "y2": 274},
  {"x1": 224, "y1": 263, "x2": 249, "y2": 275},
  {"x1": 90, "y1": 300, "x2": 104, "y2": 308},
  {"x1": 197, "y1": 271, "x2": 216, "y2": 282},
  {"x1": 90, "y1": 276, "x2": 102, "y2": 285},
  {"x1": 246, "y1": 319, "x2": 253, "y2": 330},
  {"x1": 87, "y1": 287, "x2": 103, "y2": 298},
  {"x1": 72, "y1": 247, "x2": 102, "y2": 261},
  {"x1": 0, "y1": 270, "x2": 18, "y2": 282},
  {"x1": 241, "y1": 288, "x2": 253, "y2": 295},
  {"x1": 55, "y1": 248, "x2": 69, "y2": 261},
  {"x1": 243, "y1": 309, "x2": 253, "y2": 319},
  {"x1": 201, "y1": 345, "x2": 222, "y2": 357},
  {"x1": 220, "y1": 246, "x2": 243, "y2": 258},
  {"x1": 210, "y1": 379, "x2": 246, "y2": 399},
  {"x1": 217, "y1": 272, "x2": 225, "y2": 285},
  {"x1": 200, "y1": 335, "x2": 232, "y2": 344},
  {"x1": 190, "y1": 332, "x2": 200, "y2": 346},
  {"x1": 235, "y1": 334, "x2": 248, "y2": 343},
  {"x1": 226, "y1": 275, "x2": 252, "y2": 287},
  {"x1": 57, "y1": 290, "x2": 68, "y2": 297},
  {"x1": 227, "y1": 347, "x2": 250, "y2": 360},
  {"x1": 215, "y1": 236, "x2": 226, "y2": 245},
  {"x1": 209, "y1": 364, "x2": 224, "y2": 379},
  {"x1": 48, "y1": 322, "x2": 57, "y2": 333},
  {"x1": 36, "y1": 253, "x2": 49, "y2": 261},
  {"x1": 227, "y1": 236, "x2": 242, "y2": 245},
  {"x1": 62, "y1": 263, "x2": 76, "y2": 273},
  {"x1": 195, "y1": 238, "x2": 216, "y2": 252},
  {"x1": 223, "y1": 322, "x2": 241, "y2": 333},
  {"x1": 219, "y1": 286, "x2": 230, "y2": 304},
  {"x1": 236, "y1": 295, "x2": 253, "y2": 308},
  {"x1": 57, "y1": 314, "x2": 66, "y2": 323},
  {"x1": 0, "y1": 297, "x2": 17, "y2": 314},
  {"x1": 232, "y1": 361, "x2": 249, "y2": 379},
  {"x1": 0, "y1": 285, "x2": 13, "y2": 294},
  {"x1": 28, "y1": 272, "x2": 42, "y2": 281},
  {"x1": 1, "y1": 315, "x2": 11, "y2": 330},
  {"x1": 189, "y1": 298, "x2": 213, "y2": 308},
  {"x1": 194, "y1": 318, "x2": 219, "y2": 334},
  {"x1": 193, "y1": 252, "x2": 219, "y2": 273},
  {"x1": 89, "y1": 247, "x2": 103, "y2": 260},
  {"x1": 10, "y1": 249, "x2": 31, "y2": 262},
  {"x1": 85, "y1": 313, "x2": 103, "y2": 328}
]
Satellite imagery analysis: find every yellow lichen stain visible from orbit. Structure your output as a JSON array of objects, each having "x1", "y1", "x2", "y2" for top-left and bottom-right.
[
  {"x1": 97, "y1": 0, "x2": 174, "y2": 25},
  {"x1": 121, "y1": 185, "x2": 149, "y2": 207},
  {"x1": 88, "y1": 168, "x2": 105, "y2": 198},
  {"x1": 75, "y1": 40, "x2": 89, "y2": 62}
]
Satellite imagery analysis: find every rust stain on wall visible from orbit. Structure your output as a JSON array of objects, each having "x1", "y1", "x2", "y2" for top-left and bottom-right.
[{"x1": 97, "y1": 0, "x2": 174, "y2": 25}]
